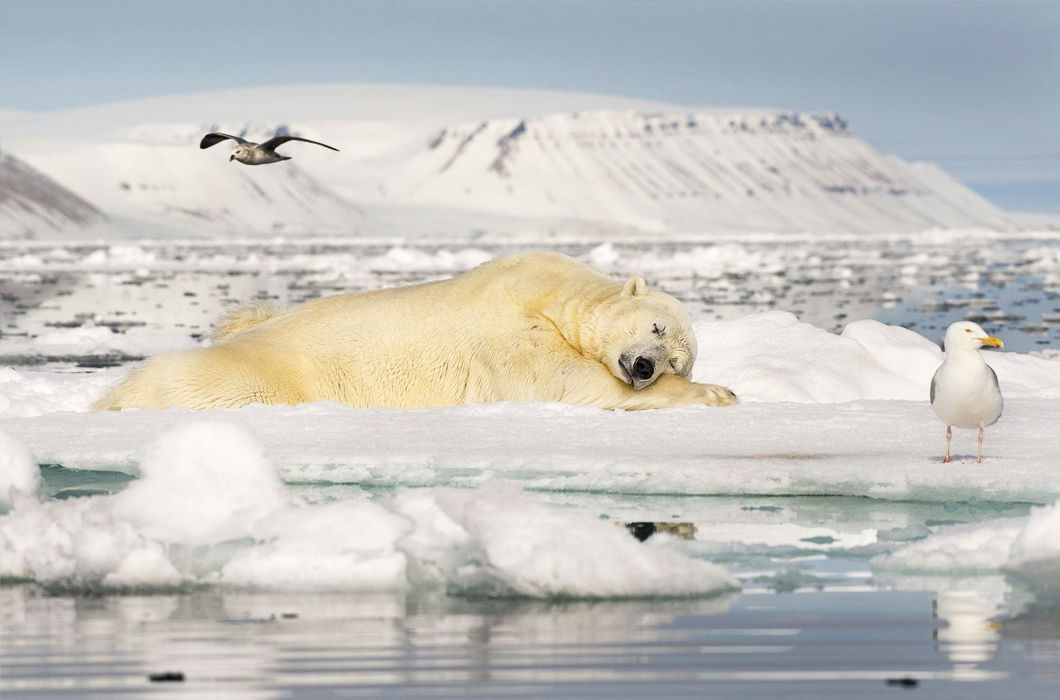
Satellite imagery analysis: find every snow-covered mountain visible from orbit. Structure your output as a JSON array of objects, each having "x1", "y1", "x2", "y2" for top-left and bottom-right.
[
  {"x1": 391, "y1": 110, "x2": 1013, "y2": 233},
  {"x1": 1, "y1": 84, "x2": 1020, "y2": 238},
  {"x1": 0, "y1": 152, "x2": 104, "y2": 239}
]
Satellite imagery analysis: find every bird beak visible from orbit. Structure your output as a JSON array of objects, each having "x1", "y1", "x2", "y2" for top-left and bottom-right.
[
  {"x1": 979, "y1": 336, "x2": 1004, "y2": 348},
  {"x1": 229, "y1": 155, "x2": 235, "y2": 162}
]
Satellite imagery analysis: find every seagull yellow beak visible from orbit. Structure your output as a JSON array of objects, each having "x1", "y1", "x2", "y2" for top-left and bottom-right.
[{"x1": 979, "y1": 335, "x2": 1003, "y2": 348}]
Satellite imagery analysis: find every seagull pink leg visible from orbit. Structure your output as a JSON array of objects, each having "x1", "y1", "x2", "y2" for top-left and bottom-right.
[
  {"x1": 942, "y1": 426, "x2": 952, "y2": 463},
  {"x1": 977, "y1": 426, "x2": 984, "y2": 464}
]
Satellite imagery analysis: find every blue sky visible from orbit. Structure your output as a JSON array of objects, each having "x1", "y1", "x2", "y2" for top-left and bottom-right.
[{"x1": 2, "y1": 0, "x2": 1058, "y2": 212}]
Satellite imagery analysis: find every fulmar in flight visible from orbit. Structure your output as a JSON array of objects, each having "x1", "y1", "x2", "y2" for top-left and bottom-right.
[{"x1": 199, "y1": 132, "x2": 339, "y2": 165}]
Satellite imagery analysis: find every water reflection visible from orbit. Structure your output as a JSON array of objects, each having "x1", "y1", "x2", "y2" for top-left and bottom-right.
[
  {"x1": 9, "y1": 583, "x2": 1060, "y2": 696},
  {"x1": 934, "y1": 588, "x2": 1004, "y2": 678}
]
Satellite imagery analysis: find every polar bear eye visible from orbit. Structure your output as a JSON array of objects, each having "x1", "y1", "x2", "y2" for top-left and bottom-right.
[{"x1": 652, "y1": 324, "x2": 665, "y2": 337}]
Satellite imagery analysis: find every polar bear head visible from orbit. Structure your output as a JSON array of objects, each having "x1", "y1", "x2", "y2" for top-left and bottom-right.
[{"x1": 595, "y1": 276, "x2": 698, "y2": 390}]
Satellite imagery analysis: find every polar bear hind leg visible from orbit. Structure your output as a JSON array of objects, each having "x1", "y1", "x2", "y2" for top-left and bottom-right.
[{"x1": 92, "y1": 346, "x2": 296, "y2": 411}]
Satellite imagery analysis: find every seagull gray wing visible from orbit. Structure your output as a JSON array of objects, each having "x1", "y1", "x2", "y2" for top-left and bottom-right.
[
  {"x1": 200, "y1": 133, "x2": 249, "y2": 149},
  {"x1": 259, "y1": 135, "x2": 340, "y2": 153},
  {"x1": 929, "y1": 369, "x2": 939, "y2": 404}
]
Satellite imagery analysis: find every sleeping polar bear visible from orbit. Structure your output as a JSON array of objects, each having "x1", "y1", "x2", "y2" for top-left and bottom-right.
[{"x1": 94, "y1": 252, "x2": 737, "y2": 411}]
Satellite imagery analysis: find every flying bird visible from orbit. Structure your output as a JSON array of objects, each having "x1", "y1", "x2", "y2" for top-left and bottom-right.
[
  {"x1": 199, "y1": 132, "x2": 339, "y2": 165},
  {"x1": 929, "y1": 321, "x2": 1004, "y2": 464}
]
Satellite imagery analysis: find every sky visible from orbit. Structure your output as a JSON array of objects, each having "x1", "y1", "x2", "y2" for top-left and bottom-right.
[{"x1": 1, "y1": 0, "x2": 1058, "y2": 212}]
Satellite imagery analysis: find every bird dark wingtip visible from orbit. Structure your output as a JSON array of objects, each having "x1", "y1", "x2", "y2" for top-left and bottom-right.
[{"x1": 199, "y1": 132, "x2": 238, "y2": 150}]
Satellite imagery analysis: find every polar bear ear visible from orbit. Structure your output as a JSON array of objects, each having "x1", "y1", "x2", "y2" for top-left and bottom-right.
[{"x1": 622, "y1": 276, "x2": 647, "y2": 297}]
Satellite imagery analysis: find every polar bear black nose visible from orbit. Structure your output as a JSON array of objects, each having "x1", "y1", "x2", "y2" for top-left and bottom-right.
[{"x1": 632, "y1": 356, "x2": 655, "y2": 381}]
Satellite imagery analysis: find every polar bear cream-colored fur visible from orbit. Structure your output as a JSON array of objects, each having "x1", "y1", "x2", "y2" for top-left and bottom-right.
[{"x1": 94, "y1": 253, "x2": 737, "y2": 411}]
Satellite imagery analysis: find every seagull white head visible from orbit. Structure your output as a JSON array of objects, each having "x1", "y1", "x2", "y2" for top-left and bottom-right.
[
  {"x1": 943, "y1": 321, "x2": 1004, "y2": 352},
  {"x1": 230, "y1": 145, "x2": 251, "y2": 163}
]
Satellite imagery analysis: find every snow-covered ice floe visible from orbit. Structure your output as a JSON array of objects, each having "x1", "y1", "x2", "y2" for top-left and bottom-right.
[{"x1": 2, "y1": 309, "x2": 1059, "y2": 597}]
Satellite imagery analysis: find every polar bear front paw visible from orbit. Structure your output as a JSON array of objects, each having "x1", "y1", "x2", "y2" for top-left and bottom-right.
[{"x1": 698, "y1": 383, "x2": 739, "y2": 406}]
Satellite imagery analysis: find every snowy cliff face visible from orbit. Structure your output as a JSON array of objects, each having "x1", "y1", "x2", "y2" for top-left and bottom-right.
[
  {"x1": 0, "y1": 152, "x2": 104, "y2": 239},
  {"x1": 393, "y1": 110, "x2": 1011, "y2": 233},
  {"x1": 0, "y1": 85, "x2": 1017, "y2": 237}
]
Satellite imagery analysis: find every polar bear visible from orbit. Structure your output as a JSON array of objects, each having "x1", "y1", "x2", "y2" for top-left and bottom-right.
[{"x1": 94, "y1": 252, "x2": 737, "y2": 411}]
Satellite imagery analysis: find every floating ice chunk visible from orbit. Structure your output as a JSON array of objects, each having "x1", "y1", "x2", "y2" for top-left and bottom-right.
[
  {"x1": 587, "y1": 242, "x2": 788, "y2": 279},
  {"x1": 369, "y1": 246, "x2": 492, "y2": 271},
  {"x1": 399, "y1": 482, "x2": 739, "y2": 598},
  {"x1": 79, "y1": 245, "x2": 156, "y2": 267},
  {"x1": 0, "y1": 494, "x2": 155, "y2": 586},
  {"x1": 34, "y1": 325, "x2": 125, "y2": 355},
  {"x1": 870, "y1": 519, "x2": 1025, "y2": 574},
  {"x1": 872, "y1": 498, "x2": 1060, "y2": 596},
  {"x1": 1005, "y1": 499, "x2": 1060, "y2": 592},
  {"x1": 0, "y1": 424, "x2": 738, "y2": 597},
  {"x1": 0, "y1": 420, "x2": 297, "y2": 587},
  {"x1": 0, "y1": 427, "x2": 41, "y2": 505},
  {"x1": 220, "y1": 499, "x2": 411, "y2": 590},
  {"x1": 111, "y1": 421, "x2": 294, "y2": 545},
  {"x1": 102, "y1": 544, "x2": 182, "y2": 588}
]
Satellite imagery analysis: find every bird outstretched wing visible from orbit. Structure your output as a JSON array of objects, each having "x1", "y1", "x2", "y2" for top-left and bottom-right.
[
  {"x1": 259, "y1": 135, "x2": 340, "y2": 152},
  {"x1": 200, "y1": 133, "x2": 250, "y2": 149}
]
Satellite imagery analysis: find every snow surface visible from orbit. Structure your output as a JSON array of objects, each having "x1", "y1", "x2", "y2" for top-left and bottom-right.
[{"x1": 1, "y1": 83, "x2": 1024, "y2": 239}]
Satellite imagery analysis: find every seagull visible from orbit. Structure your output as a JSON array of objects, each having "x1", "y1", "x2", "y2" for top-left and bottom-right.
[
  {"x1": 199, "y1": 132, "x2": 339, "y2": 165},
  {"x1": 929, "y1": 321, "x2": 1004, "y2": 464}
]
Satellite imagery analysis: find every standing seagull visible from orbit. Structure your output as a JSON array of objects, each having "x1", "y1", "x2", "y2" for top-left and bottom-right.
[
  {"x1": 199, "y1": 132, "x2": 339, "y2": 165},
  {"x1": 930, "y1": 321, "x2": 1004, "y2": 464}
]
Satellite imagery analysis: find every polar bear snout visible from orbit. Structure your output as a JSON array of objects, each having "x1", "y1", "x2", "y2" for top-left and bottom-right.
[
  {"x1": 619, "y1": 349, "x2": 661, "y2": 390},
  {"x1": 632, "y1": 357, "x2": 655, "y2": 381}
]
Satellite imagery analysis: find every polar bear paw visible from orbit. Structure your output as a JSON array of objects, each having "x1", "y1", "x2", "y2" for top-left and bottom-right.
[{"x1": 698, "y1": 383, "x2": 739, "y2": 406}]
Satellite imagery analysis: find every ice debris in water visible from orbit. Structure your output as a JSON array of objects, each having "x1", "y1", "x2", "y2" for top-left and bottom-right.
[
  {"x1": 0, "y1": 420, "x2": 738, "y2": 597},
  {"x1": 0, "y1": 428, "x2": 42, "y2": 507},
  {"x1": 871, "y1": 498, "x2": 1060, "y2": 594}
]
